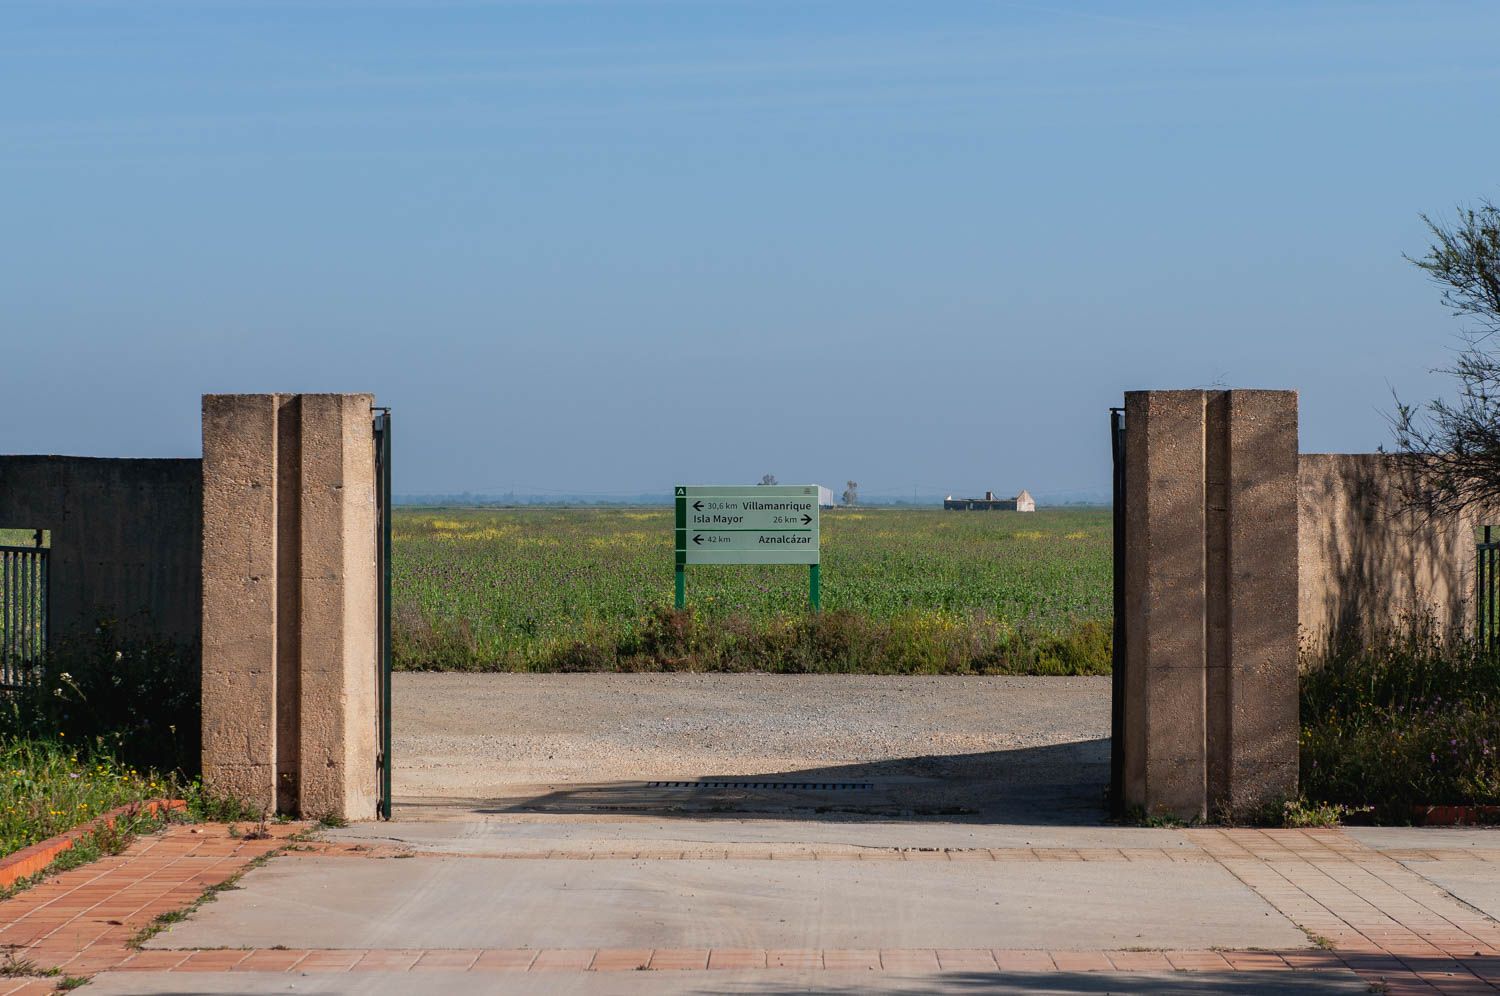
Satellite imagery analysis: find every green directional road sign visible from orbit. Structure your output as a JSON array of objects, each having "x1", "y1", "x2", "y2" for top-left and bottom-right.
[{"x1": 674, "y1": 485, "x2": 821, "y2": 565}]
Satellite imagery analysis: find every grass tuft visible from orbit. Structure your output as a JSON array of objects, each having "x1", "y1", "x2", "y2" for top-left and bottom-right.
[
  {"x1": 0, "y1": 738, "x2": 170, "y2": 862},
  {"x1": 0, "y1": 948, "x2": 59, "y2": 978}
]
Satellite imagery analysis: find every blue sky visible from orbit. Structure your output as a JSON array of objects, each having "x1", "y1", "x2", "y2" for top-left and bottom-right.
[{"x1": 4, "y1": 1, "x2": 1498, "y2": 499}]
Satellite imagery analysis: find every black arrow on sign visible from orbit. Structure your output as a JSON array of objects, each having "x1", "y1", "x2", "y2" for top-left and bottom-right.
[
  {"x1": 693, "y1": 534, "x2": 705, "y2": 545},
  {"x1": 801, "y1": 514, "x2": 812, "y2": 524},
  {"x1": 693, "y1": 501, "x2": 704, "y2": 511}
]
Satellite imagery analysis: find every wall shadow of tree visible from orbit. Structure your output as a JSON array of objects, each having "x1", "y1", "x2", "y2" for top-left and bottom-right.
[{"x1": 1299, "y1": 454, "x2": 1477, "y2": 655}]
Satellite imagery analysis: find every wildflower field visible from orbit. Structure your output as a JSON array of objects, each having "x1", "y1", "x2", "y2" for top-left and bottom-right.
[{"x1": 393, "y1": 506, "x2": 1112, "y2": 674}]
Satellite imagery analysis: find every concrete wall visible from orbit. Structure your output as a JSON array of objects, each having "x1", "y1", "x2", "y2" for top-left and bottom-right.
[
  {"x1": 1121, "y1": 390, "x2": 1299, "y2": 821},
  {"x1": 201, "y1": 394, "x2": 378, "y2": 821},
  {"x1": 1298, "y1": 454, "x2": 1477, "y2": 649},
  {"x1": 0, "y1": 456, "x2": 202, "y2": 647}
]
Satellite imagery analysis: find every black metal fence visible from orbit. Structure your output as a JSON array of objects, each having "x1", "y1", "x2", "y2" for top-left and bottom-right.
[
  {"x1": 1479, "y1": 526, "x2": 1500, "y2": 652},
  {"x1": 1, "y1": 530, "x2": 49, "y2": 690}
]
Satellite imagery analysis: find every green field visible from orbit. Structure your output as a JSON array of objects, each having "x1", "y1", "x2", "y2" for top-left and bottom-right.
[{"x1": 393, "y1": 506, "x2": 1112, "y2": 674}]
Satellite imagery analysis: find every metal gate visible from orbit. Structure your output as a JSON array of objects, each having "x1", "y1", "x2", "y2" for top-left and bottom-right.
[
  {"x1": 1, "y1": 530, "x2": 49, "y2": 691},
  {"x1": 1479, "y1": 526, "x2": 1499, "y2": 652},
  {"x1": 1109, "y1": 408, "x2": 1127, "y2": 818},
  {"x1": 374, "y1": 409, "x2": 394, "y2": 820}
]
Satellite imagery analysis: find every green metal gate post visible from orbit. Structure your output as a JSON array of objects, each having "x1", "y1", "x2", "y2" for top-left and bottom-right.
[
  {"x1": 1109, "y1": 406, "x2": 1127, "y2": 818},
  {"x1": 1482, "y1": 525, "x2": 1497, "y2": 652},
  {"x1": 674, "y1": 487, "x2": 687, "y2": 609},
  {"x1": 374, "y1": 409, "x2": 393, "y2": 821}
]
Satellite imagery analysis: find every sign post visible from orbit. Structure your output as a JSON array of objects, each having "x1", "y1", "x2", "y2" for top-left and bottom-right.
[{"x1": 674, "y1": 485, "x2": 821, "y2": 611}]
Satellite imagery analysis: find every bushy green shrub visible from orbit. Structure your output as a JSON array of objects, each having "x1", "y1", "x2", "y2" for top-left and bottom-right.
[
  {"x1": 0, "y1": 626, "x2": 200, "y2": 776},
  {"x1": 1300, "y1": 620, "x2": 1500, "y2": 823},
  {"x1": 527, "y1": 605, "x2": 1110, "y2": 675}
]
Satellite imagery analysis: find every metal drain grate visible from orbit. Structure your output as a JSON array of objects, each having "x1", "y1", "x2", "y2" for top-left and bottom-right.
[{"x1": 646, "y1": 780, "x2": 873, "y2": 791}]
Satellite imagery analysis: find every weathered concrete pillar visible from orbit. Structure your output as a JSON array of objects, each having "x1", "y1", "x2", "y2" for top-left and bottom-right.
[
  {"x1": 201, "y1": 394, "x2": 378, "y2": 821},
  {"x1": 1122, "y1": 389, "x2": 1299, "y2": 820},
  {"x1": 201, "y1": 395, "x2": 280, "y2": 811},
  {"x1": 1223, "y1": 391, "x2": 1300, "y2": 814},
  {"x1": 1123, "y1": 391, "x2": 1209, "y2": 818}
]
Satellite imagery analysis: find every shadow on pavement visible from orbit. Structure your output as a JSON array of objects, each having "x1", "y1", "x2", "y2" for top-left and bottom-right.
[
  {"x1": 676, "y1": 969, "x2": 1368, "y2": 995},
  {"x1": 81, "y1": 968, "x2": 1372, "y2": 996},
  {"x1": 417, "y1": 739, "x2": 1111, "y2": 826}
]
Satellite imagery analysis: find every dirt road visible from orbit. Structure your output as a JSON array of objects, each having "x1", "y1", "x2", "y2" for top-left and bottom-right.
[{"x1": 393, "y1": 673, "x2": 1110, "y2": 822}]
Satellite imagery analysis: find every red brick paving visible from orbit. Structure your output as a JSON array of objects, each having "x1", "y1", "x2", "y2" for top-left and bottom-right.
[
  {"x1": 767, "y1": 948, "x2": 822, "y2": 969},
  {"x1": 232, "y1": 949, "x2": 309, "y2": 972},
  {"x1": 589, "y1": 947, "x2": 651, "y2": 971},
  {"x1": 411, "y1": 948, "x2": 481, "y2": 970},
  {"x1": 285, "y1": 950, "x2": 362, "y2": 971},
  {"x1": 993, "y1": 948, "x2": 1056, "y2": 971},
  {"x1": 647, "y1": 947, "x2": 710, "y2": 970},
  {"x1": 821, "y1": 948, "x2": 880, "y2": 971},
  {"x1": 529, "y1": 948, "x2": 596, "y2": 971},
  {"x1": 706, "y1": 948, "x2": 765, "y2": 969},
  {"x1": 880, "y1": 947, "x2": 942, "y2": 971},
  {"x1": 1104, "y1": 950, "x2": 1174, "y2": 971},
  {"x1": 346, "y1": 949, "x2": 416, "y2": 972},
  {"x1": 173, "y1": 949, "x2": 250, "y2": 972},
  {"x1": 0, "y1": 821, "x2": 303, "y2": 992},
  {"x1": 470, "y1": 948, "x2": 536, "y2": 971},
  {"x1": 1049, "y1": 950, "x2": 1114, "y2": 972},
  {"x1": 1164, "y1": 948, "x2": 1235, "y2": 971},
  {"x1": 934, "y1": 948, "x2": 998, "y2": 971},
  {"x1": 0, "y1": 800, "x2": 185, "y2": 890}
]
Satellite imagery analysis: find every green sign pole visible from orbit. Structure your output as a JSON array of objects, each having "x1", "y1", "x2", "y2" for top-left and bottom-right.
[
  {"x1": 674, "y1": 487, "x2": 687, "y2": 608},
  {"x1": 809, "y1": 563, "x2": 821, "y2": 612}
]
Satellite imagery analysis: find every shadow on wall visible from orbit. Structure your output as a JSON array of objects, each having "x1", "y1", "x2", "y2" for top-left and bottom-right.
[
  {"x1": 0, "y1": 455, "x2": 203, "y2": 647},
  {"x1": 1298, "y1": 454, "x2": 1478, "y2": 654}
]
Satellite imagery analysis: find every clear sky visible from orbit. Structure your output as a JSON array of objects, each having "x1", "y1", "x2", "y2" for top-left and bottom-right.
[{"x1": 4, "y1": 1, "x2": 1498, "y2": 500}]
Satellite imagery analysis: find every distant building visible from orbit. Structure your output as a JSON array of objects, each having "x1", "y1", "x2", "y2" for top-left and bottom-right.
[
  {"x1": 943, "y1": 489, "x2": 1036, "y2": 512},
  {"x1": 816, "y1": 485, "x2": 835, "y2": 509}
]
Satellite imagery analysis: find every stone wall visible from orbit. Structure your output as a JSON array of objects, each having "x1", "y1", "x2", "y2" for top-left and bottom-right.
[
  {"x1": 1298, "y1": 454, "x2": 1478, "y2": 649},
  {"x1": 0, "y1": 456, "x2": 202, "y2": 647}
]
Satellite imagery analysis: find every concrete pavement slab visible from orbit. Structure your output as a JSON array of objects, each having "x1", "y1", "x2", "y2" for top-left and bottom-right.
[
  {"x1": 83, "y1": 968, "x2": 1374, "y2": 995},
  {"x1": 328, "y1": 814, "x2": 1198, "y2": 854},
  {"x1": 1346, "y1": 827, "x2": 1500, "y2": 851},
  {"x1": 146, "y1": 854, "x2": 1309, "y2": 952},
  {"x1": 1397, "y1": 859, "x2": 1500, "y2": 920}
]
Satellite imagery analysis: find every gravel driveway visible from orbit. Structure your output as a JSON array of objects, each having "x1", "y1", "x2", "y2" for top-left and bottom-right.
[{"x1": 394, "y1": 673, "x2": 1111, "y2": 823}]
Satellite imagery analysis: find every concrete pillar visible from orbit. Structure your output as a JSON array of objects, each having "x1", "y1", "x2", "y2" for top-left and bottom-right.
[
  {"x1": 1224, "y1": 391, "x2": 1300, "y2": 814},
  {"x1": 1121, "y1": 389, "x2": 1299, "y2": 820},
  {"x1": 1123, "y1": 390, "x2": 1209, "y2": 818},
  {"x1": 201, "y1": 394, "x2": 378, "y2": 821},
  {"x1": 201, "y1": 395, "x2": 280, "y2": 810}
]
